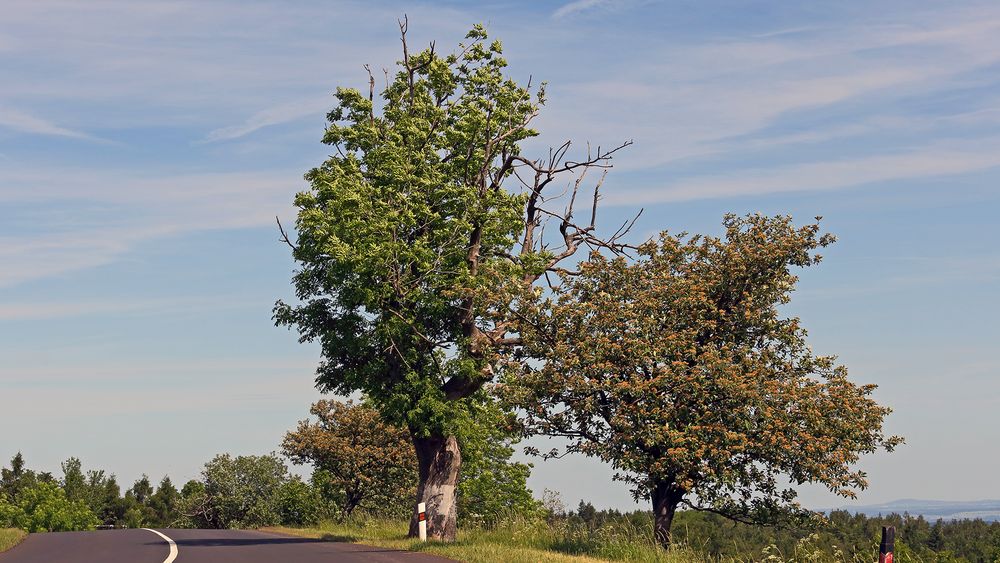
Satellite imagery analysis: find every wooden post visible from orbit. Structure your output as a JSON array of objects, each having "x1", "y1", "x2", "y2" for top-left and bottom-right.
[{"x1": 879, "y1": 526, "x2": 895, "y2": 563}]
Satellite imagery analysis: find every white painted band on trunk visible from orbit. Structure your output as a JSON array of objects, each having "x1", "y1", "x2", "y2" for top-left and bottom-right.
[{"x1": 141, "y1": 528, "x2": 178, "y2": 563}]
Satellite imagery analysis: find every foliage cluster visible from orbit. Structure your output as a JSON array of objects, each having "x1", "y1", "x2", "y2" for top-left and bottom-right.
[
  {"x1": 179, "y1": 453, "x2": 294, "y2": 529},
  {"x1": 282, "y1": 399, "x2": 539, "y2": 524},
  {"x1": 0, "y1": 453, "x2": 180, "y2": 531},
  {"x1": 283, "y1": 400, "x2": 416, "y2": 519},
  {"x1": 0, "y1": 481, "x2": 97, "y2": 533}
]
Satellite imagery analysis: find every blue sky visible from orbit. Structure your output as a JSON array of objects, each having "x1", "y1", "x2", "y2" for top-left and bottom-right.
[{"x1": 2, "y1": 0, "x2": 999, "y2": 511}]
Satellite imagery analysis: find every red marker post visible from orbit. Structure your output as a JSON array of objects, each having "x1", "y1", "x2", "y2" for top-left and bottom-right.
[
  {"x1": 879, "y1": 526, "x2": 895, "y2": 563},
  {"x1": 417, "y1": 502, "x2": 427, "y2": 542}
]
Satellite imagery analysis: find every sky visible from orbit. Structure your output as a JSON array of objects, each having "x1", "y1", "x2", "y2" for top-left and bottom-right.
[{"x1": 2, "y1": 0, "x2": 999, "y2": 512}]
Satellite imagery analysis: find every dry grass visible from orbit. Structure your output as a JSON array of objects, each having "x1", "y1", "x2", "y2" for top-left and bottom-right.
[
  {"x1": 0, "y1": 529, "x2": 26, "y2": 554},
  {"x1": 265, "y1": 516, "x2": 705, "y2": 563}
]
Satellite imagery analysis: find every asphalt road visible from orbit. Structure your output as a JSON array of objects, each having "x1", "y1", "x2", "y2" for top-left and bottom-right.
[{"x1": 0, "y1": 528, "x2": 452, "y2": 562}]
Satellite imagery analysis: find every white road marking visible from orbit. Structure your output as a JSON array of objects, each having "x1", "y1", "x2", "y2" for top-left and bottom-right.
[{"x1": 141, "y1": 528, "x2": 178, "y2": 563}]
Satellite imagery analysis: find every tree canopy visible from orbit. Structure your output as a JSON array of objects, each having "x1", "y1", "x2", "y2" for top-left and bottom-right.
[
  {"x1": 506, "y1": 214, "x2": 902, "y2": 548},
  {"x1": 274, "y1": 19, "x2": 630, "y2": 539},
  {"x1": 183, "y1": 453, "x2": 290, "y2": 529},
  {"x1": 282, "y1": 400, "x2": 416, "y2": 518}
]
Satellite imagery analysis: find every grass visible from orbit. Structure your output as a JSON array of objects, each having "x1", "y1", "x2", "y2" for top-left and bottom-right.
[
  {"x1": 0, "y1": 529, "x2": 27, "y2": 554},
  {"x1": 265, "y1": 515, "x2": 706, "y2": 563}
]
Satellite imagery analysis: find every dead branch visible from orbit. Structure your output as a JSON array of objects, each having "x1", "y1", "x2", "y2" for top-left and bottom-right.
[{"x1": 276, "y1": 216, "x2": 297, "y2": 251}]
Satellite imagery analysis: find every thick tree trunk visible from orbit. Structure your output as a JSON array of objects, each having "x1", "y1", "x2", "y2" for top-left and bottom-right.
[
  {"x1": 651, "y1": 480, "x2": 685, "y2": 550},
  {"x1": 408, "y1": 434, "x2": 461, "y2": 541}
]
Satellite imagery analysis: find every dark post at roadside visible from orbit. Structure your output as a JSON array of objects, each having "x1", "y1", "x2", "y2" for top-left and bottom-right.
[{"x1": 879, "y1": 526, "x2": 895, "y2": 563}]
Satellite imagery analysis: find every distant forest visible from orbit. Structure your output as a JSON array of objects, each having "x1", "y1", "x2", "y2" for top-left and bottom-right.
[{"x1": 567, "y1": 501, "x2": 1000, "y2": 562}]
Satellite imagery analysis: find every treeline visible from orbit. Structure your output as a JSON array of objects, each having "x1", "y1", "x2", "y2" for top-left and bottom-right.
[
  {"x1": 554, "y1": 500, "x2": 1000, "y2": 562},
  {"x1": 0, "y1": 452, "x2": 175, "y2": 531},
  {"x1": 0, "y1": 399, "x2": 537, "y2": 532},
  {"x1": 6, "y1": 454, "x2": 1000, "y2": 561}
]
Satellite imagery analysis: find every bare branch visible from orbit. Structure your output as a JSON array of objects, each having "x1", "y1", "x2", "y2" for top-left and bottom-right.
[{"x1": 276, "y1": 216, "x2": 297, "y2": 251}]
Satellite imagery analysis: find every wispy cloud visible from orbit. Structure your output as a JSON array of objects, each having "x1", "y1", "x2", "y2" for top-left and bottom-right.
[
  {"x1": 0, "y1": 106, "x2": 102, "y2": 141},
  {"x1": 0, "y1": 167, "x2": 303, "y2": 287},
  {"x1": 608, "y1": 139, "x2": 1000, "y2": 205},
  {"x1": 552, "y1": 0, "x2": 611, "y2": 19},
  {"x1": 203, "y1": 97, "x2": 332, "y2": 142},
  {"x1": 0, "y1": 295, "x2": 264, "y2": 321},
  {"x1": 533, "y1": 5, "x2": 1000, "y2": 172}
]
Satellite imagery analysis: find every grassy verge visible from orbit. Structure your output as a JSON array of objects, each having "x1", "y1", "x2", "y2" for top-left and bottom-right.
[
  {"x1": 0, "y1": 529, "x2": 27, "y2": 554},
  {"x1": 265, "y1": 516, "x2": 704, "y2": 563}
]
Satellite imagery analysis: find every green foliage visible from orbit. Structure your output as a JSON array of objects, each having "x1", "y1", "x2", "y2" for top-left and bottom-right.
[
  {"x1": 277, "y1": 477, "x2": 321, "y2": 526},
  {"x1": 275, "y1": 21, "x2": 629, "y2": 539},
  {"x1": 183, "y1": 453, "x2": 290, "y2": 529},
  {"x1": 1, "y1": 453, "x2": 53, "y2": 504},
  {"x1": 0, "y1": 481, "x2": 98, "y2": 532},
  {"x1": 456, "y1": 399, "x2": 540, "y2": 525},
  {"x1": 272, "y1": 23, "x2": 617, "y2": 439},
  {"x1": 149, "y1": 476, "x2": 181, "y2": 527},
  {"x1": 274, "y1": 23, "x2": 541, "y2": 437},
  {"x1": 181, "y1": 479, "x2": 205, "y2": 499}
]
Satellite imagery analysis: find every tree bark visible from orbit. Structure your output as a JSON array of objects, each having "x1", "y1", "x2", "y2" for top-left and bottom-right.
[
  {"x1": 651, "y1": 480, "x2": 685, "y2": 550},
  {"x1": 408, "y1": 434, "x2": 461, "y2": 541}
]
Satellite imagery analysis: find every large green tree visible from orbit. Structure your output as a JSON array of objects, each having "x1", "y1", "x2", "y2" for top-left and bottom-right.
[
  {"x1": 275, "y1": 19, "x2": 630, "y2": 539},
  {"x1": 506, "y1": 214, "x2": 902, "y2": 549}
]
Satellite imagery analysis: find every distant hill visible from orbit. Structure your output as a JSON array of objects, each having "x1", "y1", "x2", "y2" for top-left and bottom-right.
[{"x1": 833, "y1": 499, "x2": 1000, "y2": 522}]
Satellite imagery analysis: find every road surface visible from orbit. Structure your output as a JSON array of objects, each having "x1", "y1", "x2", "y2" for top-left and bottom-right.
[{"x1": 0, "y1": 528, "x2": 452, "y2": 562}]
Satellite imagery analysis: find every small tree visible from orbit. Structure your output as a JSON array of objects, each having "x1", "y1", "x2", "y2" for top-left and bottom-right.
[
  {"x1": 282, "y1": 400, "x2": 416, "y2": 518},
  {"x1": 275, "y1": 19, "x2": 632, "y2": 540},
  {"x1": 1, "y1": 453, "x2": 40, "y2": 503},
  {"x1": 149, "y1": 476, "x2": 181, "y2": 527},
  {"x1": 508, "y1": 214, "x2": 902, "y2": 549},
  {"x1": 184, "y1": 454, "x2": 289, "y2": 529}
]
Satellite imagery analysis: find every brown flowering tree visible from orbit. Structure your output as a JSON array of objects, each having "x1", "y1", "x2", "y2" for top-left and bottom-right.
[
  {"x1": 282, "y1": 400, "x2": 415, "y2": 518},
  {"x1": 507, "y1": 214, "x2": 902, "y2": 549}
]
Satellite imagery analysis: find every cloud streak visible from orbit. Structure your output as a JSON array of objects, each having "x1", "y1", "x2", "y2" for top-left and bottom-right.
[
  {"x1": 203, "y1": 97, "x2": 332, "y2": 142},
  {"x1": 0, "y1": 106, "x2": 102, "y2": 140},
  {"x1": 553, "y1": 0, "x2": 611, "y2": 19},
  {"x1": 609, "y1": 139, "x2": 1000, "y2": 205}
]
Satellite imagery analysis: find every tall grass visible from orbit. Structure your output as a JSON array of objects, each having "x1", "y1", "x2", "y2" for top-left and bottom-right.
[
  {"x1": 269, "y1": 514, "x2": 922, "y2": 563},
  {"x1": 268, "y1": 513, "x2": 702, "y2": 563},
  {"x1": 0, "y1": 529, "x2": 26, "y2": 553}
]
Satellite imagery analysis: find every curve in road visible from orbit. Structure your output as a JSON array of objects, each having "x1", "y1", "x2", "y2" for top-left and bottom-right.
[{"x1": 0, "y1": 528, "x2": 451, "y2": 562}]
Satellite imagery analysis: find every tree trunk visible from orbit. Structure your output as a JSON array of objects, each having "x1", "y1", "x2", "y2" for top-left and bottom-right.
[
  {"x1": 408, "y1": 434, "x2": 461, "y2": 541},
  {"x1": 651, "y1": 480, "x2": 685, "y2": 550}
]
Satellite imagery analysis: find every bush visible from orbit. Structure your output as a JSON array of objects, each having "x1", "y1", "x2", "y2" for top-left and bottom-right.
[
  {"x1": 0, "y1": 482, "x2": 99, "y2": 532},
  {"x1": 277, "y1": 478, "x2": 320, "y2": 526},
  {"x1": 183, "y1": 453, "x2": 290, "y2": 529}
]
